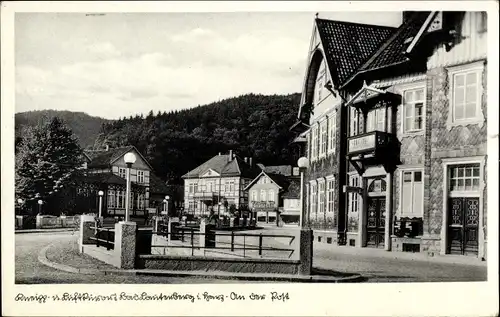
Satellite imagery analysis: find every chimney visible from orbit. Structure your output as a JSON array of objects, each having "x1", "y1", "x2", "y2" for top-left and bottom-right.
[
  {"x1": 249, "y1": 157, "x2": 253, "y2": 167},
  {"x1": 228, "y1": 150, "x2": 233, "y2": 161},
  {"x1": 218, "y1": 152, "x2": 221, "y2": 156},
  {"x1": 244, "y1": 157, "x2": 248, "y2": 164}
]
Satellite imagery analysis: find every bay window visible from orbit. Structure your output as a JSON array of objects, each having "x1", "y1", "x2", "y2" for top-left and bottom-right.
[{"x1": 366, "y1": 107, "x2": 386, "y2": 132}]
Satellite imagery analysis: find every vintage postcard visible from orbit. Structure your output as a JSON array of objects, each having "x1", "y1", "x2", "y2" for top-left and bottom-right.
[{"x1": 1, "y1": 1, "x2": 498, "y2": 316}]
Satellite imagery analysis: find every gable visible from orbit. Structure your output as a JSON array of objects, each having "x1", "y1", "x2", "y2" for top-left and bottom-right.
[
  {"x1": 112, "y1": 148, "x2": 152, "y2": 171},
  {"x1": 200, "y1": 168, "x2": 220, "y2": 178}
]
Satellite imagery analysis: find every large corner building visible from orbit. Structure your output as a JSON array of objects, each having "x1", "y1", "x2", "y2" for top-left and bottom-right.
[{"x1": 292, "y1": 11, "x2": 488, "y2": 259}]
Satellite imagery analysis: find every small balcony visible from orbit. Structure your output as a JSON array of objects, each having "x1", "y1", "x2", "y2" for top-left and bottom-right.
[
  {"x1": 347, "y1": 131, "x2": 400, "y2": 167},
  {"x1": 251, "y1": 201, "x2": 277, "y2": 209}
]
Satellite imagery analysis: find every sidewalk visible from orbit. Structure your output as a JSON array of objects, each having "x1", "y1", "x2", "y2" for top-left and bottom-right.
[
  {"x1": 313, "y1": 242, "x2": 487, "y2": 267},
  {"x1": 38, "y1": 239, "x2": 363, "y2": 283}
]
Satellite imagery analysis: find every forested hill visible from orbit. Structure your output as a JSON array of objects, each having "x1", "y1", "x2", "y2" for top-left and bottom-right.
[
  {"x1": 97, "y1": 93, "x2": 302, "y2": 182},
  {"x1": 15, "y1": 110, "x2": 111, "y2": 149}
]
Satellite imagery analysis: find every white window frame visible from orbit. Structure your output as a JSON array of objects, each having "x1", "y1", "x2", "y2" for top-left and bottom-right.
[
  {"x1": 326, "y1": 176, "x2": 335, "y2": 219},
  {"x1": 366, "y1": 107, "x2": 386, "y2": 132},
  {"x1": 319, "y1": 119, "x2": 328, "y2": 158},
  {"x1": 315, "y1": 60, "x2": 327, "y2": 105},
  {"x1": 251, "y1": 190, "x2": 257, "y2": 202},
  {"x1": 260, "y1": 189, "x2": 266, "y2": 202},
  {"x1": 268, "y1": 189, "x2": 275, "y2": 203},
  {"x1": 447, "y1": 61, "x2": 485, "y2": 129},
  {"x1": 402, "y1": 86, "x2": 426, "y2": 134},
  {"x1": 137, "y1": 170, "x2": 145, "y2": 183},
  {"x1": 318, "y1": 179, "x2": 326, "y2": 215},
  {"x1": 328, "y1": 114, "x2": 336, "y2": 154},
  {"x1": 348, "y1": 173, "x2": 360, "y2": 214},
  {"x1": 311, "y1": 124, "x2": 319, "y2": 161},
  {"x1": 309, "y1": 181, "x2": 318, "y2": 216},
  {"x1": 119, "y1": 168, "x2": 126, "y2": 179},
  {"x1": 399, "y1": 168, "x2": 424, "y2": 217},
  {"x1": 350, "y1": 107, "x2": 359, "y2": 136}
]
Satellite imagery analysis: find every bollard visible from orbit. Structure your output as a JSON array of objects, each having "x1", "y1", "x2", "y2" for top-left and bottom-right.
[
  {"x1": 299, "y1": 228, "x2": 313, "y2": 275},
  {"x1": 113, "y1": 221, "x2": 137, "y2": 269}
]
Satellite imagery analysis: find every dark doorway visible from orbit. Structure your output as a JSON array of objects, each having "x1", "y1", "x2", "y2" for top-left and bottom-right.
[
  {"x1": 447, "y1": 197, "x2": 479, "y2": 256},
  {"x1": 366, "y1": 197, "x2": 386, "y2": 248}
]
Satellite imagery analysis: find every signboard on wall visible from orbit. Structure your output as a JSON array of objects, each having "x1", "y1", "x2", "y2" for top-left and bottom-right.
[{"x1": 348, "y1": 134, "x2": 376, "y2": 153}]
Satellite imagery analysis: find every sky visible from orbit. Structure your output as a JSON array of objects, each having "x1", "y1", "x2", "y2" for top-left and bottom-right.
[{"x1": 15, "y1": 12, "x2": 402, "y2": 119}]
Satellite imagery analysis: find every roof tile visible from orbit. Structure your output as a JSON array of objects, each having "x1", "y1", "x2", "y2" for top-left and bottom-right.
[{"x1": 315, "y1": 18, "x2": 396, "y2": 85}]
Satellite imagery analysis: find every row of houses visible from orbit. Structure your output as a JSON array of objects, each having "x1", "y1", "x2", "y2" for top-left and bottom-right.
[
  {"x1": 181, "y1": 150, "x2": 301, "y2": 225},
  {"x1": 290, "y1": 11, "x2": 488, "y2": 259},
  {"x1": 79, "y1": 146, "x2": 301, "y2": 225}
]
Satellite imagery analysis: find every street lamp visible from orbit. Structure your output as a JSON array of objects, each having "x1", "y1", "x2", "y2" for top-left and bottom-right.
[
  {"x1": 37, "y1": 199, "x2": 43, "y2": 215},
  {"x1": 124, "y1": 152, "x2": 137, "y2": 222},
  {"x1": 164, "y1": 195, "x2": 170, "y2": 215},
  {"x1": 98, "y1": 190, "x2": 104, "y2": 218},
  {"x1": 297, "y1": 157, "x2": 310, "y2": 228}
]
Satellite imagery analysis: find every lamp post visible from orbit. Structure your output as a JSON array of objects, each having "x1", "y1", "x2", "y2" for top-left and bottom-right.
[
  {"x1": 297, "y1": 157, "x2": 310, "y2": 228},
  {"x1": 218, "y1": 201, "x2": 222, "y2": 217},
  {"x1": 37, "y1": 199, "x2": 43, "y2": 215},
  {"x1": 297, "y1": 156, "x2": 312, "y2": 276},
  {"x1": 98, "y1": 190, "x2": 104, "y2": 218},
  {"x1": 124, "y1": 152, "x2": 137, "y2": 222},
  {"x1": 17, "y1": 198, "x2": 24, "y2": 215},
  {"x1": 165, "y1": 195, "x2": 170, "y2": 216}
]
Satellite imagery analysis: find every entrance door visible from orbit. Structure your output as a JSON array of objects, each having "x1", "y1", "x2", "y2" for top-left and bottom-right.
[
  {"x1": 447, "y1": 197, "x2": 479, "y2": 256},
  {"x1": 366, "y1": 197, "x2": 386, "y2": 248}
]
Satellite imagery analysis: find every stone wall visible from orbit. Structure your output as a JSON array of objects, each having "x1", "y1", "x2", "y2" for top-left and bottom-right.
[{"x1": 137, "y1": 255, "x2": 300, "y2": 275}]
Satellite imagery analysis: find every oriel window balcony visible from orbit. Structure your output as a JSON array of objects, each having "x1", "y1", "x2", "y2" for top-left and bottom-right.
[{"x1": 347, "y1": 130, "x2": 399, "y2": 158}]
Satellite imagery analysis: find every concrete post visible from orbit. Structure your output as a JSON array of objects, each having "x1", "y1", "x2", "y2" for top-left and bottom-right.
[
  {"x1": 79, "y1": 214, "x2": 96, "y2": 252},
  {"x1": 36, "y1": 215, "x2": 43, "y2": 229},
  {"x1": 299, "y1": 228, "x2": 313, "y2": 275},
  {"x1": 114, "y1": 221, "x2": 137, "y2": 269},
  {"x1": 199, "y1": 219, "x2": 207, "y2": 248}
]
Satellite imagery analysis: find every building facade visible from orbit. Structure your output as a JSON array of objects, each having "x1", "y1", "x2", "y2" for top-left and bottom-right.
[
  {"x1": 182, "y1": 151, "x2": 261, "y2": 216},
  {"x1": 294, "y1": 11, "x2": 488, "y2": 259},
  {"x1": 83, "y1": 145, "x2": 158, "y2": 217},
  {"x1": 245, "y1": 169, "x2": 301, "y2": 225}
]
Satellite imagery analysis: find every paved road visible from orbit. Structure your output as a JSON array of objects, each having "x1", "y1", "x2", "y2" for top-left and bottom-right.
[
  {"x1": 14, "y1": 232, "x2": 241, "y2": 284},
  {"x1": 260, "y1": 226, "x2": 487, "y2": 283}
]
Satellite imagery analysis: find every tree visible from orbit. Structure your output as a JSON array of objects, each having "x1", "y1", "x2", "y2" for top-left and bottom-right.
[{"x1": 16, "y1": 117, "x2": 84, "y2": 214}]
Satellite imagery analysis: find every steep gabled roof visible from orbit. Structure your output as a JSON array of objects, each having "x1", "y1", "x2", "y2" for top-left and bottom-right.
[
  {"x1": 85, "y1": 145, "x2": 153, "y2": 170},
  {"x1": 342, "y1": 12, "x2": 431, "y2": 88},
  {"x1": 244, "y1": 171, "x2": 290, "y2": 191},
  {"x1": 85, "y1": 146, "x2": 134, "y2": 168},
  {"x1": 315, "y1": 18, "x2": 396, "y2": 86},
  {"x1": 182, "y1": 153, "x2": 261, "y2": 179}
]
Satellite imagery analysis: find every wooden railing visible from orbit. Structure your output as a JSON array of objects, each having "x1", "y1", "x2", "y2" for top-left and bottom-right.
[
  {"x1": 89, "y1": 227, "x2": 115, "y2": 250},
  {"x1": 153, "y1": 225, "x2": 295, "y2": 258}
]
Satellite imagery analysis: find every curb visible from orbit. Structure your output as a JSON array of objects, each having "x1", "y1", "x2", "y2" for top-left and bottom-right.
[
  {"x1": 16, "y1": 228, "x2": 76, "y2": 234},
  {"x1": 38, "y1": 244, "x2": 364, "y2": 282}
]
